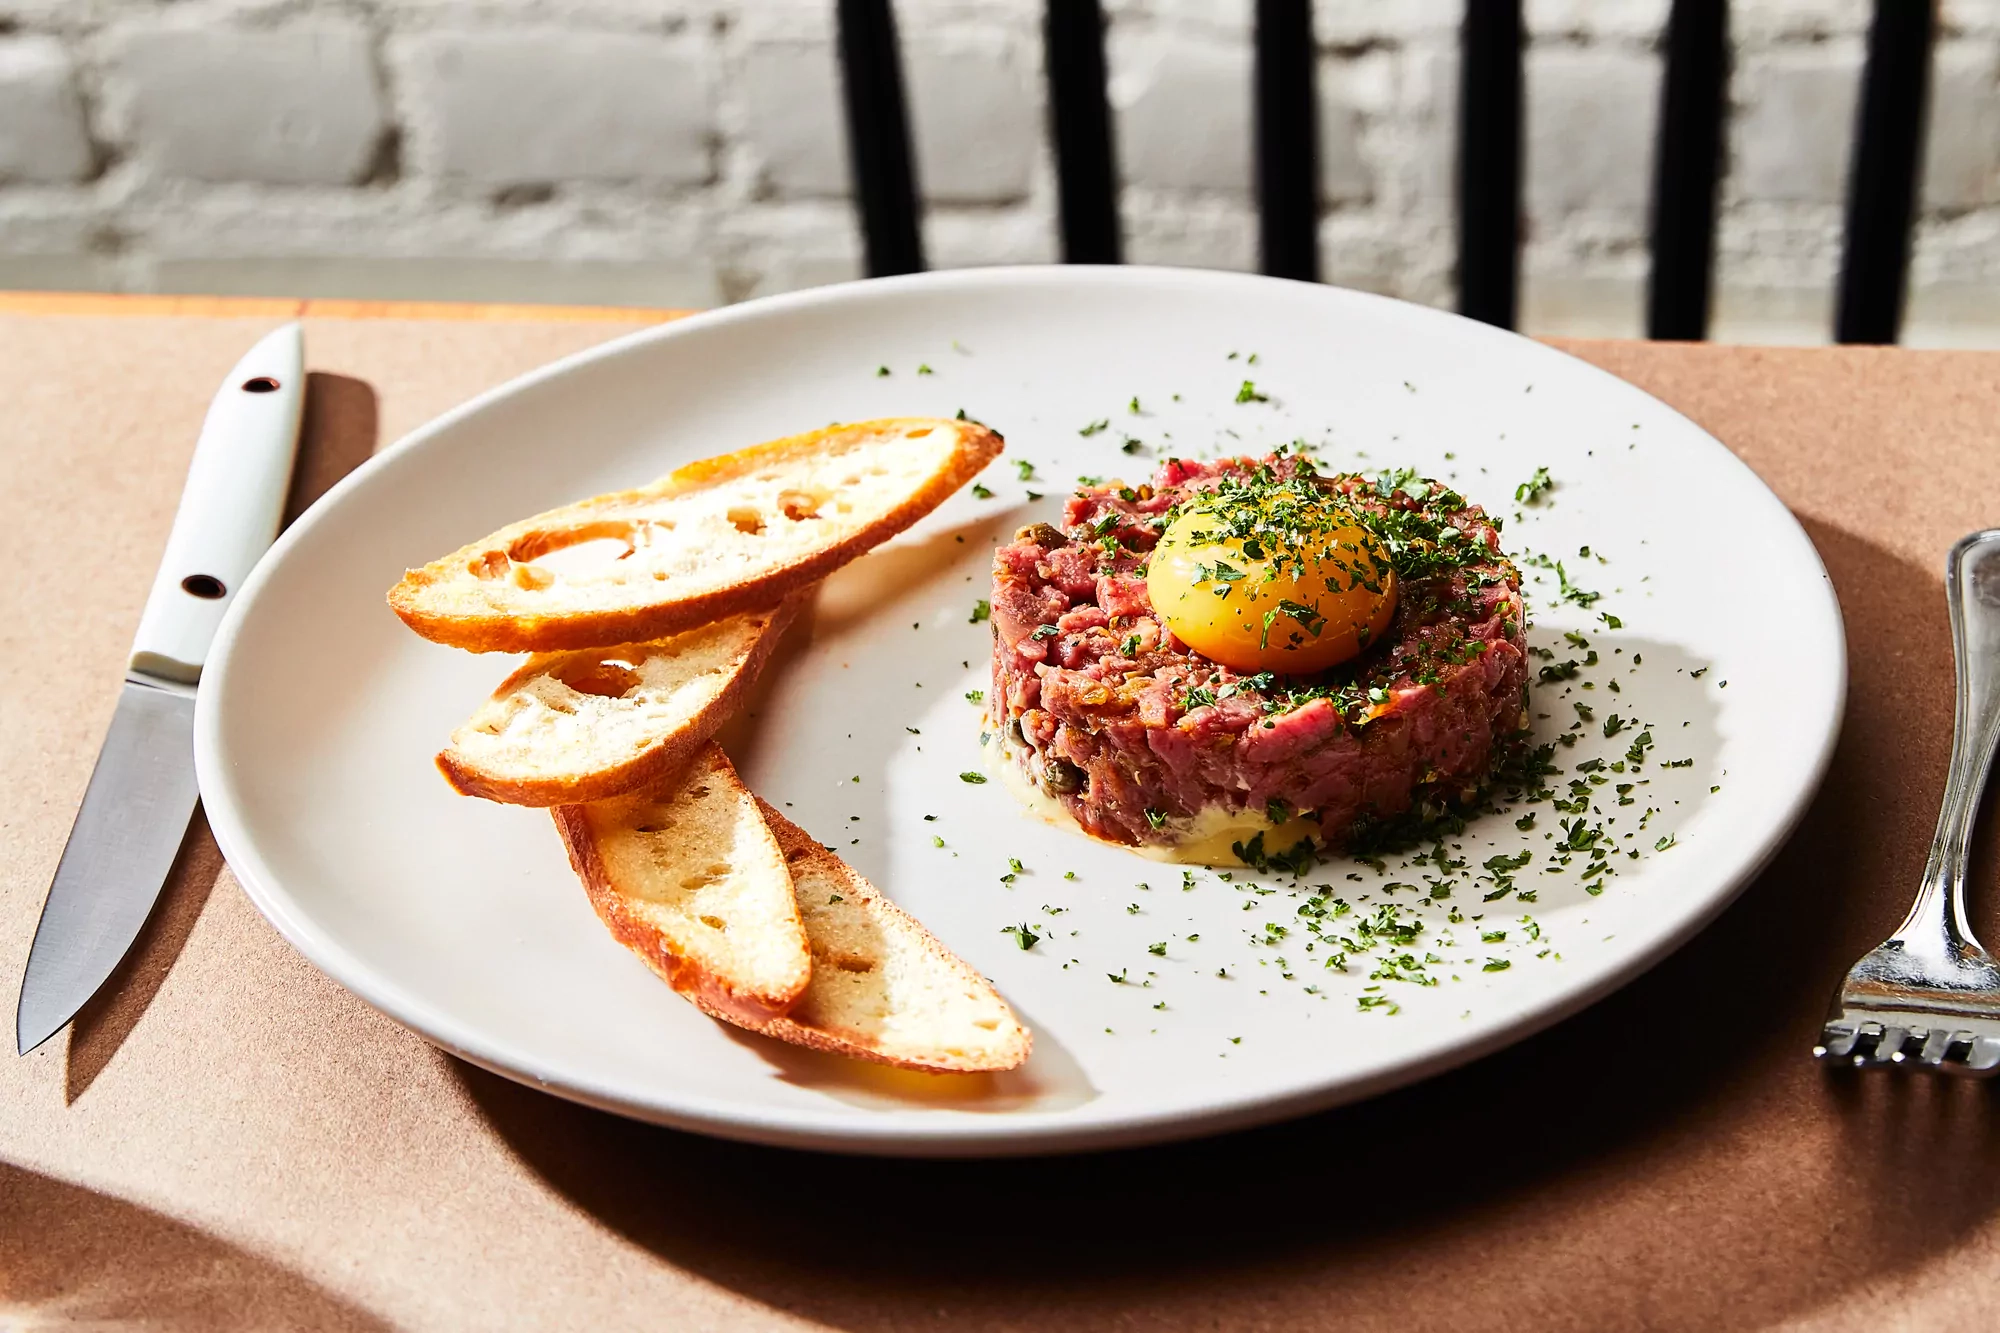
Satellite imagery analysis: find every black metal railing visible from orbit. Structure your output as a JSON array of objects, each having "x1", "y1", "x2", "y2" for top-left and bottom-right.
[{"x1": 831, "y1": 0, "x2": 1938, "y2": 344}]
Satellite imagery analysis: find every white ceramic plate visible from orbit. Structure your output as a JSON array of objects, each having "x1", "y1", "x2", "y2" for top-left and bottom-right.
[{"x1": 195, "y1": 268, "x2": 1844, "y2": 1156}]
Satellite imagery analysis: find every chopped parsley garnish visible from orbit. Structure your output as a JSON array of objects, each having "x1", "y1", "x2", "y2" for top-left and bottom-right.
[
  {"x1": 1515, "y1": 466, "x2": 1552, "y2": 504},
  {"x1": 1235, "y1": 380, "x2": 1268, "y2": 404},
  {"x1": 971, "y1": 482, "x2": 993, "y2": 499},
  {"x1": 958, "y1": 771, "x2": 987, "y2": 784},
  {"x1": 1003, "y1": 923, "x2": 1040, "y2": 949},
  {"x1": 1079, "y1": 419, "x2": 1109, "y2": 437},
  {"x1": 969, "y1": 599, "x2": 991, "y2": 624}
]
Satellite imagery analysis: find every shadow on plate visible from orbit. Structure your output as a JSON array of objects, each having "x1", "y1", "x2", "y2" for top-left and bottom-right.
[
  {"x1": 0, "y1": 1162, "x2": 388, "y2": 1331},
  {"x1": 709, "y1": 999, "x2": 1097, "y2": 1114},
  {"x1": 453, "y1": 517, "x2": 2000, "y2": 1331}
]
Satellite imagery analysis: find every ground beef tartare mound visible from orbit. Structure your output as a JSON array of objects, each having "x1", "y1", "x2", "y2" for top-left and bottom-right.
[{"x1": 986, "y1": 453, "x2": 1529, "y2": 862}]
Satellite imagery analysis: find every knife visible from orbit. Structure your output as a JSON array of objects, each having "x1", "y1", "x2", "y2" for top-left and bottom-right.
[{"x1": 16, "y1": 323, "x2": 306, "y2": 1056}]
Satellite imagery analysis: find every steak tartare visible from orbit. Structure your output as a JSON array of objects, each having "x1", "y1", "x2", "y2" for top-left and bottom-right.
[{"x1": 985, "y1": 452, "x2": 1529, "y2": 864}]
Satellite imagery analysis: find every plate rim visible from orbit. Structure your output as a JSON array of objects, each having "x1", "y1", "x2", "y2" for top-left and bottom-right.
[{"x1": 194, "y1": 265, "x2": 1847, "y2": 1156}]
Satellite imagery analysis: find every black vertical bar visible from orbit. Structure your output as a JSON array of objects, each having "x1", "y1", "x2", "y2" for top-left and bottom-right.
[
  {"x1": 1835, "y1": 0, "x2": 1935, "y2": 344},
  {"x1": 836, "y1": 0, "x2": 925, "y2": 277},
  {"x1": 1647, "y1": 0, "x2": 1728, "y2": 341},
  {"x1": 1046, "y1": 0, "x2": 1121, "y2": 264},
  {"x1": 1256, "y1": 0, "x2": 1320, "y2": 280},
  {"x1": 1459, "y1": 0, "x2": 1523, "y2": 328}
]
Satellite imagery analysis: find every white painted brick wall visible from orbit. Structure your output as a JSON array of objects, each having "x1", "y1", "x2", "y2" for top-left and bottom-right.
[
  {"x1": 1926, "y1": 45, "x2": 2000, "y2": 209},
  {"x1": 106, "y1": 21, "x2": 385, "y2": 185},
  {"x1": 1112, "y1": 30, "x2": 1253, "y2": 195},
  {"x1": 1525, "y1": 47, "x2": 1661, "y2": 216},
  {"x1": 1732, "y1": 47, "x2": 1865, "y2": 205},
  {"x1": 0, "y1": 0, "x2": 1996, "y2": 346},
  {"x1": 742, "y1": 42, "x2": 850, "y2": 198},
  {"x1": 0, "y1": 37, "x2": 92, "y2": 182},
  {"x1": 906, "y1": 30, "x2": 1040, "y2": 204},
  {"x1": 393, "y1": 30, "x2": 712, "y2": 187}
]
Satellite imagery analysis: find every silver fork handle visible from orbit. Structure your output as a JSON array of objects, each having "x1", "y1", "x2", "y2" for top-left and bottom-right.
[{"x1": 1896, "y1": 529, "x2": 2000, "y2": 964}]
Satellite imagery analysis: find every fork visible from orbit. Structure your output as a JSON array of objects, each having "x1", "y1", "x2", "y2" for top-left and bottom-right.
[{"x1": 1817, "y1": 529, "x2": 2000, "y2": 1074}]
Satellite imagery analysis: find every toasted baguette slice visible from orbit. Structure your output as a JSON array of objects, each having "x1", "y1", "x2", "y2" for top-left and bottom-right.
[
  {"x1": 749, "y1": 801, "x2": 1031, "y2": 1074},
  {"x1": 552, "y1": 744, "x2": 810, "y2": 1026},
  {"x1": 438, "y1": 594, "x2": 802, "y2": 807},
  {"x1": 390, "y1": 417, "x2": 1002, "y2": 653}
]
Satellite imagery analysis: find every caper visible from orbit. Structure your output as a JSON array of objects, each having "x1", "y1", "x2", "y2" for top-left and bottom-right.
[
  {"x1": 1006, "y1": 717, "x2": 1026, "y2": 746},
  {"x1": 1016, "y1": 522, "x2": 1066, "y2": 549},
  {"x1": 1043, "y1": 757, "x2": 1087, "y2": 794}
]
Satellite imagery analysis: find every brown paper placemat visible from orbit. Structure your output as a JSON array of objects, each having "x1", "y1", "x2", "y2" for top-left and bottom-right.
[{"x1": 4, "y1": 317, "x2": 2000, "y2": 1331}]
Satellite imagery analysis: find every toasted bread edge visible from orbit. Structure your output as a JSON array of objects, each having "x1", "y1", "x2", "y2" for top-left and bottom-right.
[
  {"x1": 436, "y1": 597, "x2": 803, "y2": 807},
  {"x1": 551, "y1": 770, "x2": 809, "y2": 1026},
  {"x1": 750, "y1": 800, "x2": 1033, "y2": 1075},
  {"x1": 388, "y1": 419, "x2": 1001, "y2": 654}
]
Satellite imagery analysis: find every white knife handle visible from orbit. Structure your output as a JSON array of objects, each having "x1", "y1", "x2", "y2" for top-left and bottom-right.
[{"x1": 129, "y1": 322, "x2": 305, "y2": 684}]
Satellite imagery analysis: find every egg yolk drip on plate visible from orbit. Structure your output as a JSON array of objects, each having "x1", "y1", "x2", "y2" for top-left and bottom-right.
[{"x1": 1146, "y1": 487, "x2": 1397, "y2": 673}]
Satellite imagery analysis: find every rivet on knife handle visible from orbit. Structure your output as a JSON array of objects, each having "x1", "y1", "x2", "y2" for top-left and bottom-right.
[{"x1": 128, "y1": 322, "x2": 304, "y2": 684}]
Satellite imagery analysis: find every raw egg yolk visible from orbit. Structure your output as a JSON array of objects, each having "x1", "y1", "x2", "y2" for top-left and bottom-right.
[{"x1": 1146, "y1": 501, "x2": 1397, "y2": 673}]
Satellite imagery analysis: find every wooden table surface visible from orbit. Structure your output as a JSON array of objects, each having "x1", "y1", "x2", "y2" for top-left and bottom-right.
[{"x1": 5, "y1": 292, "x2": 2000, "y2": 1331}]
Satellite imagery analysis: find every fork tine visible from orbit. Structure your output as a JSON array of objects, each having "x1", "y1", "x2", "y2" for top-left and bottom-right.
[
  {"x1": 1967, "y1": 1036, "x2": 2000, "y2": 1073},
  {"x1": 1912, "y1": 1027, "x2": 1953, "y2": 1066},
  {"x1": 1816, "y1": 1021, "x2": 1858, "y2": 1060}
]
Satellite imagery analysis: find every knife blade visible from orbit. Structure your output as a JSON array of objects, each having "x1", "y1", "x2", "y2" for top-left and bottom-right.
[{"x1": 17, "y1": 322, "x2": 306, "y2": 1055}]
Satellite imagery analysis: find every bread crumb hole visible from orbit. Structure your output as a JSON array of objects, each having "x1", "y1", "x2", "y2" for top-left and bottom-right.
[
  {"x1": 698, "y1": 913, "x2": 727, "y2": 930},
  {"x1": 785, "y1": 849, "x2": 808, "y2": 862},
  {"x1": 833, "y1": 955, "x2": 876, "y2": 973},
  {"x1": 728, "y1": 506, "x2": 765, "y2": 535},
  {"x1": 973, "y1": 1018, "x2": 999, "y2": 1030},
  {"x1": 469, "y1": 550, "x2": 509, "y2": 579},
  {"x1": 689, "y1": 784, "x2": 711, "y2": 799},
  {"x1": 905, "y1": 427, "x2": 933, "y2": 438},
  {"x1": 555, "y1": 658, "x2": 641, "y2": 698},
  {"x1": 634, "y1": 824, "x2": 668, "y2": 834},
  {"x1": 509, "y1": 523, "x2": 636, "y2": 570},
  {"x1": 777, "y1": 489, "x2": 822, "y2": 521}
]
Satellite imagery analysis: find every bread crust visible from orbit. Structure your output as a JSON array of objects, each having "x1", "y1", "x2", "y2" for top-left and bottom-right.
[
  {"x1": 435, "y1": 594, "x2": 802, "y2": 807},
  {"x1": 389, "y1": 418, "x2": 1001, "y2": 654},
  {"x1": 551, "y1": 748, "x2": 809, "y2": 1025},
  {"x1": 744, "y1": 801, "x2": 1032, "y2": 1074}
]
